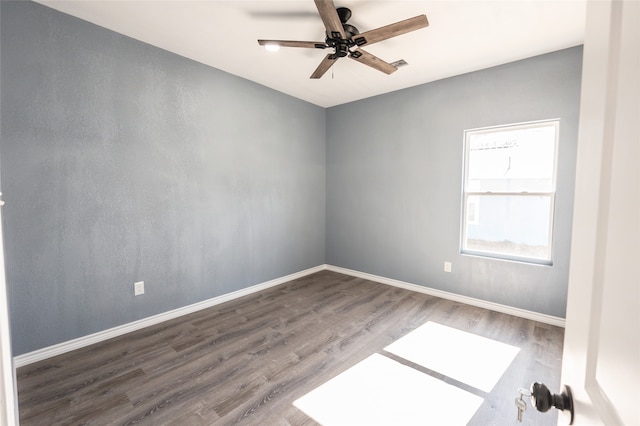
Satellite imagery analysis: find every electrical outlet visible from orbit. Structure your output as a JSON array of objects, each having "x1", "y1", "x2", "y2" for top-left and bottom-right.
[
  {"x1": 444, "y1": 262, "x2": 452, "y2": 273},
  {"x1": 134, "y1": 281, "x2": 145, "y2": 296}
]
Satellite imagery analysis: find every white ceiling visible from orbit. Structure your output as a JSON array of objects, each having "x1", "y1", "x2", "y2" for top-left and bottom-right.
[{"x1": 35, "y1": 0, "x2": 587, "y2": 108}]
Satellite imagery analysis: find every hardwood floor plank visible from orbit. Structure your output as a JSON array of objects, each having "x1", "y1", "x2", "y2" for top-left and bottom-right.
[{"x1": 17, "y1": 271, "x2": 564, "y2": 425}]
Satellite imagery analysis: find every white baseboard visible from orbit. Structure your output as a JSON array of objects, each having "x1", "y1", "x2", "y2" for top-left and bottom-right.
[
  {"x1": 325, "y1": 265, "x2": 566, "y2": 328},
  {"x1": 13, "y1": 265, "x2": 325, "y2": 368},
  {"x1": 15, "y1": 263, "x2": 564, "y2": 368}
]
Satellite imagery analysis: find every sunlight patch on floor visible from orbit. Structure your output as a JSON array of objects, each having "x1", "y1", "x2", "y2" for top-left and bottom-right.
[
  {"x1": 293, "y1": 353, "x2": 483, "y2": 426},
  {"x1": 385, "y1": 321, "x2": 520, "y2": 392}
]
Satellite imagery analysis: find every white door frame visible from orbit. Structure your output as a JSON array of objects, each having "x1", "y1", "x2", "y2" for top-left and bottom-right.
[
  {"x1": 0, "y1": 195, "x2": 18, "y2": 425},
  {"x1": 560, "y1": 0, "x2": 639, "y2": 424}
]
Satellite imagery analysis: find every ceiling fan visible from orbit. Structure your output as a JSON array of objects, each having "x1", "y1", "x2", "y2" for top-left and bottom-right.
[{"x1": 258, "y1": 0, "x2": 429, "y2": 79}]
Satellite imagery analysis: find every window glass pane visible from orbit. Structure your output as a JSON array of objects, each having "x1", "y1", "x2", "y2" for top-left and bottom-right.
[
  {"x1": 467, "y1": 195, "x2": 479, "y2": 225},
  {"x1": 464, "y1": 194, "x2": 552, "y2": 261},
  {"x1": 467, "y1": 124, "x2": 556, "y2": 193}
]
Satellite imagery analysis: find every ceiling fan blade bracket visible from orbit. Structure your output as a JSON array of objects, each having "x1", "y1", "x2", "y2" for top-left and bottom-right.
[
  {"x1": 350, "y1": 50, "x2": 362, "y2": 59},
  {"x1": 354, "y1": 37, "x2": 367, "y2": 47},
  {"x1": 315, "y1": 43, "x2": 328, "y2": 49}
]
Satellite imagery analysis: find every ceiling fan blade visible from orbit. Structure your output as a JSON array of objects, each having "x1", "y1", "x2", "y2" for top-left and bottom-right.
[
  {"x1": 314, "y1": 0, "x2": 346, "y2": 40},
  {"x1": 310, "y1": 54, "x2": 338, "y2": 79},
  {"x1": 353, "y1": 15, "x2": 429, "y2": 47},
  {"x1": 249, "y1": 11, "x2": 320, "y2": 20},
  {"x1": 258, "y1": 40, "x2": 327, "y2": 49},
  {"x1": 349, "y1": 49, "x2": 397, "y2": 75}
]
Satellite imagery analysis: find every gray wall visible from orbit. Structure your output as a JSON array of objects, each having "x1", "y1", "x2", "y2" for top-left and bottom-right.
[
  {"x1": 0, "y1": 1, "x2": 326, "y2": 355},
  {"x1": 326, "y1": 47, "x2": 582, "y2": 318}
]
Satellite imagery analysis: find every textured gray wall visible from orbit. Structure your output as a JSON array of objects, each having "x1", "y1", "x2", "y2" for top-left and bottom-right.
[
  {"x1": 1, "y1": 1, "x2": 326, "y2": 355},
  {"x1": 326, "y1": 47, "x2": 582, "y2": 318}
]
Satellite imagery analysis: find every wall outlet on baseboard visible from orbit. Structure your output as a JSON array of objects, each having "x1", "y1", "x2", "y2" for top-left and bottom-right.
[
  {"x1": 444, "y1": 262, "x2": 452, "y2": 273},
  {"x1": 134, "y1": 281, "x2": 145, "y2": 296}
]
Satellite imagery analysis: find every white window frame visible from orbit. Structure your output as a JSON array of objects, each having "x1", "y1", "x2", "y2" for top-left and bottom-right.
[{"x1": 460, "y1": 119, "x2": 560, "y2": 265}]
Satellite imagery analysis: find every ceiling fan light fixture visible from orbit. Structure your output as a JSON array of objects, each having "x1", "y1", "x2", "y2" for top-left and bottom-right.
[{"x1": 264, "y1": 43, "x2": 281, "y2": 52}]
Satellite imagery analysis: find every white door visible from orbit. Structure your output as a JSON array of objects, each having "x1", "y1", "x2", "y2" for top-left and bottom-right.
[
  {"x1": 559, "y1": 0, "x2": 639, "y2": 425},
  {"x1": 0, "y1": 193, "x2": 18, "y2": 425}
]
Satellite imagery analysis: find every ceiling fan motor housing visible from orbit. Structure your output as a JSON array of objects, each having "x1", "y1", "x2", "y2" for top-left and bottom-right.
[
  {"x1": 342, "y1": 23, "x2": 359, "y2": 38},
  {"x1": 324, "y1": 8, "x2": 360, "y2": 57}
]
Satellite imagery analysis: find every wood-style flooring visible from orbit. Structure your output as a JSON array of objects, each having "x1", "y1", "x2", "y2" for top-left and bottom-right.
[{"x1": 17, "y1": 270, "x2": 564, "y2": 425}]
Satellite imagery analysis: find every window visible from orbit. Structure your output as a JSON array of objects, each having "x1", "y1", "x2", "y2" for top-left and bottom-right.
[{"x1": 461, "y1": 120, "x2": 559, "y2": 264}]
